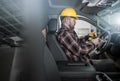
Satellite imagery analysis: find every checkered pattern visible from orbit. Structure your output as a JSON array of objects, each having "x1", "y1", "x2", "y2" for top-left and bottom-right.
[{"x1": 57, "y1": 26, "x2": 90, "y2": 61}]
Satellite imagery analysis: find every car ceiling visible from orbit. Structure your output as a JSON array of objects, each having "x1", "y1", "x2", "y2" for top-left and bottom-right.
[
  {"x1": 0, "y1": 0, "x2": 23, "y2": 38},
  {"x1": 0, "y1": 0, "x2": 118, "y2": 39},
  {"x1": 48, "y1": 0, "x2": 118, "y2": 15}
]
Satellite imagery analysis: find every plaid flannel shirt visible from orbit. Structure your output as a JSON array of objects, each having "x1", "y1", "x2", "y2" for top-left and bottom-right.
[{"x1": 57, "y1": 26, "x2": 90, "y2": 61}]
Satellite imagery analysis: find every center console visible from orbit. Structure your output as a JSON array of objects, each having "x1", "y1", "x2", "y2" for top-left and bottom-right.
[
  {"x1": 96, "y1": 72, "x2": 112, "y2": 81},
  {"x1": 57, "y1": 61, "x2": 120, "y2": 81},
  {"x1": 96, "y1": 72, "x2": 120, "y2": 81},
  {"x1": 57, "y1": 61, "x2": 96, "y2": 81}
]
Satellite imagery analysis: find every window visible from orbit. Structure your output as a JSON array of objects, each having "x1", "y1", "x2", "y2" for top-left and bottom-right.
[
  {"x1": 74, "y1": 19, "x2": 96, "y2": 37},
  {"x1": 97, "y1": 1, "x2": 120, "y2": 32}
]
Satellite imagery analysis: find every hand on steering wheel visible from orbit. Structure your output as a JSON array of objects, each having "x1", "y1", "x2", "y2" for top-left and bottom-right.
[{"x1": 88, "y1": 31, "x2": 111, "y2": 55}]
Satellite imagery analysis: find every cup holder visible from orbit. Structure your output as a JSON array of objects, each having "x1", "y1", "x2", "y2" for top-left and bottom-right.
[{"x1": 96, "y1": 72, "x2": 112, "y2": 81}]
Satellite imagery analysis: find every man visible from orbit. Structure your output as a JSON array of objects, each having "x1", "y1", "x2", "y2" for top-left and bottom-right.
[{"x1": 57, "y1": 7, "x2": 97, "y2": 62}]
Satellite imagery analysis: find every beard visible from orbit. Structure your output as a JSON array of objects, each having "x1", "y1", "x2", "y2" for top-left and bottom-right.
[{"x1": 69, "y1": 24, "x2": 75, "y2": 30}]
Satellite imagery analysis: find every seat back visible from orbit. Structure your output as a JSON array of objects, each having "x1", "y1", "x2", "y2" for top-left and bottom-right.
[
  {"x1": 9, "y1": 44, "x2": 61, "y2": 81},
  {"x1": 0, "y1": 47, "x2": 15, "y2": 81},
  {"x1": 44, "y1": 45, "x2": 61, "y2": 81},
  {"x1": 47, "y1": 19, "x2": 68, "y2": 61}
]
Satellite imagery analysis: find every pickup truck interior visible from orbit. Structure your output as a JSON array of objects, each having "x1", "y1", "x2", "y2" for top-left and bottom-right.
[{"x1": 0, "y1": 0, "x2": 120, "y2": 81}]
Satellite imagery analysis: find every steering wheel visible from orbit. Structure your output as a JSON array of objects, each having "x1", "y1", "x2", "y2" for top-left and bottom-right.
[{"x1": 89, "y1": 31, "x2": 111, "y2": 55}]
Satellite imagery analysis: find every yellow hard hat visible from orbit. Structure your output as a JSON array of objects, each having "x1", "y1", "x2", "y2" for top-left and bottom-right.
[{"x1": 60, "y1": 7, "x2": 78, "y2": 19}]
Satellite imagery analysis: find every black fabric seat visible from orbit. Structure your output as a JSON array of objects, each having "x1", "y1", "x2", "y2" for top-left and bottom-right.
[
  {"x1": 0, "y1": 47, "x2": 15, "y2": 81},
  {"x1": 46, "y1": 19, "x2": 96, "y2": 81},
  {"x1": 44, "y1": 44, "x2": 96, "y2": 81},
  {"x1": 44, "y1": 45, "x2": 61, "y2": 81},
  {"x1": 47, "y1": 19, "x2": 68, "y2": 61}
]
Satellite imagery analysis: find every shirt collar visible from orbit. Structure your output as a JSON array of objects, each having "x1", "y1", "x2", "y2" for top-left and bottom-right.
[{"x1": 62, "y1": 25, "x2": 73, "y2": 32}]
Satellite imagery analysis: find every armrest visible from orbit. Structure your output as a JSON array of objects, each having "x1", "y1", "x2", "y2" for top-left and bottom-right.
[
  {"x1": 67, "y1": 62, "x2": 86, "y2": 66},
  {"x1": 56, "y1": 61, "x2": 88, "y2": 66},
  {"x1": 56, "y1": 61, "x2": 96, "y2": 79}
]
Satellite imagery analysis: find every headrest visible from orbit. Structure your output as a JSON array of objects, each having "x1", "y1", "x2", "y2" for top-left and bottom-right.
[{"x1": 48, "y1": 19, "x2": 57, "y2": 33}]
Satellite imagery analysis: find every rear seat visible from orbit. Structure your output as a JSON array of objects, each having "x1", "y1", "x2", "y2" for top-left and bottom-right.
[{"x1": 0, "y1": 46, "x2": 15, "y2": 81}]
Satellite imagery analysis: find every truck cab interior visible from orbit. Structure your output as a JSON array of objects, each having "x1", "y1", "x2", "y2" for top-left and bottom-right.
[{"x1": 0, "y1": 0, "x2": 120, "y2": 81}]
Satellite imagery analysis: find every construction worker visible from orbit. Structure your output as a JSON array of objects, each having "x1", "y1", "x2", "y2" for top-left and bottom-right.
[{"x1": 57, "y1": 7, "x2": 98, "y2": 62}]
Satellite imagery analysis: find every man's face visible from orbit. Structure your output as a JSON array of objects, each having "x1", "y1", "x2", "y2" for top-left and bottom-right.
[{"x1": 69, "y1": 17, "x2": 76, "y2": 29}]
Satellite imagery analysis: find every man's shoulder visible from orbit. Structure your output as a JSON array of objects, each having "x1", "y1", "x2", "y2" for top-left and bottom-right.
[
  {"x1": 57, "y1": 28, "x2": 72, "y2": 38},
  {"x1": 58, "y1": 27, "x2": 69, "y2": 33}
]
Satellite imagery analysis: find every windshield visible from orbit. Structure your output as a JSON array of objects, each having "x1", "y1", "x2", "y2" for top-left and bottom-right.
[{"x1": 97, "y1": 1, "x2": 120, "y2": 32}]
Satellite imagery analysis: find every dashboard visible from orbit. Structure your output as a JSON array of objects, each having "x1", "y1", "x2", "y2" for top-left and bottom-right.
[{"x1": 110, "y1": 32, "x2": 120, "y2": 59}]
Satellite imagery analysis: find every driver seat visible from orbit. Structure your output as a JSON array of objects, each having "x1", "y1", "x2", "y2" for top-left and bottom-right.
[{"x1": 47, "y1": 19, "x2": 68, "y2": 61}]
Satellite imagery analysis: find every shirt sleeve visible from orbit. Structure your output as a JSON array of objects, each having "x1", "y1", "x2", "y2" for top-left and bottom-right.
[{"x1": 60, "y1": 31, "x2": 89, "y2": 56}]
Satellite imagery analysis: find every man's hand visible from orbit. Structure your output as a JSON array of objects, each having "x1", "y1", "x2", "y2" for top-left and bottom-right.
[{"x1": 91, "y1": 38, "x2": 99, "y2": 46}]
